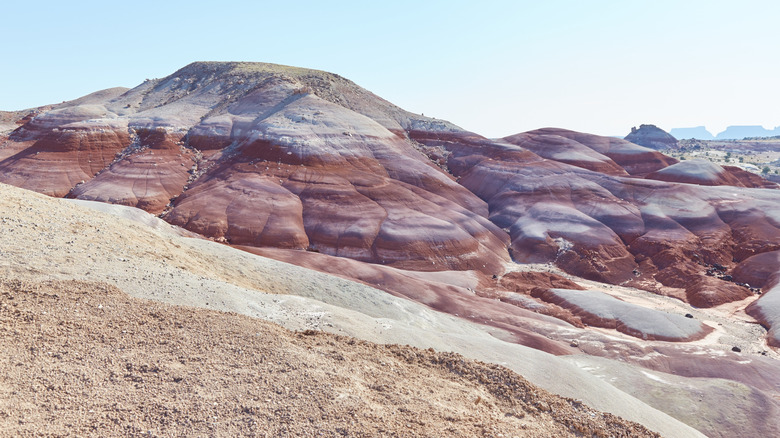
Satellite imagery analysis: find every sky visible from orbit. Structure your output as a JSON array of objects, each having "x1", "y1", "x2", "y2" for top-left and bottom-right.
[{"x1": 1, "y1": 0, "x2": 778, "y2": 137}]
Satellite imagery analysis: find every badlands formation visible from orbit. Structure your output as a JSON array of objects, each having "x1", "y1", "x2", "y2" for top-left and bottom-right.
[{"x1": 2, "y1": 61, "x2": 780, "y2": 436}]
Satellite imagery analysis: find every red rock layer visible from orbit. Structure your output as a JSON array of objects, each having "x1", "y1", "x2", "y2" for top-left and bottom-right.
[
  {"x1": 733, "y1": 251, "x2": 780, "y2": 289},
  {"x1": 723, "y1": 166, "x2": 779, "y2": 189},
  {"x1": 0, "y1": 125, "x2": 131, "y2": 196},
  {"x1": 499, "y1": 271, "x2": 585, "y2": 294},
  {"x1": 68, "y1": 128, "x2": 194, "y2": 214}
]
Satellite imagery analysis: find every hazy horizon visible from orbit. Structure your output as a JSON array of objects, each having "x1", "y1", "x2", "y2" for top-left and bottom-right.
[{"x1": 2, "y1": 0, "x2": 778, "y2": 138}]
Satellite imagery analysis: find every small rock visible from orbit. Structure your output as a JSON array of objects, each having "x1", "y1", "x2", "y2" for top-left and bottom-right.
[{"x1": 536, "y1": 401, "x2": 551, "y2": 412}]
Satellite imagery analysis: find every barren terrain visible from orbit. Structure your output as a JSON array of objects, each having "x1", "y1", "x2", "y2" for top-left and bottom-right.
[
  {"x1": 0, "y1": 183, "x2": 702, "y2": 437},
  {"x1": 5, "y1": 61, "x2": 780, "y2": 436},
  {"x1": 0, "y1": 278, "x2": 657, "y2": 437}
]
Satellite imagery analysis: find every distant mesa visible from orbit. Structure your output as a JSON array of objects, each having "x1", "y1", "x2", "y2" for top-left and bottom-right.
[
  {"x1": 671, "y1": 125, "x2": 780, "y2": 140},
  {"x1": 669, "y1": 126, "x2": 714, "y2": 140},
  {"x1": 624, "y1": 124, "x2": 678, "y2": 150},
  {"x1": 714, "y1": 125, "x2": 780, "y2": 140}
]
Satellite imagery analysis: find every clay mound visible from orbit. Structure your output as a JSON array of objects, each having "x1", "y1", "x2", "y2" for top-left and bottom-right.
[
  {"x1": 69, "y1": 145, "x2": 195, "y2": 214},
  {"x1": 499, "y1": 271, "x2": 585, "y2": 294},
  {"x1": 747, "y1": 283, "x2": 780, "y2": 347},
  {"x1": 646, "y1": 159, "x2": 748, "y2": 187},
  {"x1": 738, "y1": 251, "x2": 780, "y2": 346},
  {"x1": 67, "y1": 125, "x2": 195, "y2": 213},
  {"x1": 526, "y1": 127, "x2": 677, "y2": 175},
  {"x1": 722, "y1": 165, "x2": 779, "y2": 189},
  {"x1": 685, "y1": 276, "x2": 753, "y2": 308},
  {"x1": 535, "y1": 288, "x2": 712, "y2": 341},
  {"x1": 408, "y1": 129, "x2": 642, "y2": 285},
  {"x1": 0, "y1": 120, "x2": 132, "y2": 197},
  {"x1": 502, "y1": 132, "x2": 628, "y2": 175},
  {"x1": 411, "y1": 124, "x2": 780, "y2": 309},
  {"x1": 0, "y1": 62, "x2": 508, "y2": 273},
  {"x1": 0, "y1": 279, "x2": 658, "y2": 438},
  {"x1": 733, "y1": 251, "x2": 780, "y2": 289},
  {"x1": 624, "y1": 124, "x2": 679, "y2": 150}
]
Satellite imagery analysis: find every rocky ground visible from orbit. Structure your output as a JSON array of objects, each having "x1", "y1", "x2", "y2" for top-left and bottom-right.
[
  {"x1": 673, "y1": 138, "x2": 780, "y2": 177},
  {"x1": 0, "y1": 278, "x2": 658, "y2": 437}
]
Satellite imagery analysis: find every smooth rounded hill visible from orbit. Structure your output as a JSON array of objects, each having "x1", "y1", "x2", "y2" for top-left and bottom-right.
[
  {"x1": 502, "y1": 132, "x2": 628, "y2": 175},
  {"x1": 526, "y1": 127, "x2": 677, "y2": 175},
  {"x1": 0, "y1": 62, "x2": 508, "y2": 274},
  {"x1": 646, "y1": 158, "x2": 764, "y2": 187}
]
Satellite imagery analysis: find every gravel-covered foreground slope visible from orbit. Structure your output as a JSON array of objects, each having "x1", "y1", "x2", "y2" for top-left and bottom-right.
[
  {"x1": 0, "y1": 278, "x2": 658, "y2": 437},
  {"x1": 0, "y1": 183, "x2": 703, "y2": 437}
]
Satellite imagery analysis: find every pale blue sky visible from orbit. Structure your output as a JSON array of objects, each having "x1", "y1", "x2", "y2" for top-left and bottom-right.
[{"x1": 2, "y1": 1, "x2": 778, "y2": 137}]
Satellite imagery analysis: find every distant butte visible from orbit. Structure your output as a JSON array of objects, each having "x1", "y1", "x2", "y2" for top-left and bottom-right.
[{"x1": 624, "y1": 124, "x2": 679, "y2": 150}]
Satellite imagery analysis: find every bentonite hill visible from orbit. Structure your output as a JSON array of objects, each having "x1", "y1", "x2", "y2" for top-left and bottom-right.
[{"x1": 3, "y1": 61, "x2": 780, "y2": 437}]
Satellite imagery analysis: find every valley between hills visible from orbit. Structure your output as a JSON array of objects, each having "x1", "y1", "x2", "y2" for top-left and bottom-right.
[{"x1": 2, "y1": 61, "x2": 780, "y2": 437}]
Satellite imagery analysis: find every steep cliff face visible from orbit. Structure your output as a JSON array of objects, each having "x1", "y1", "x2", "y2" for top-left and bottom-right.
[{"x1": 625, "y1": 124, "x2": 679, "y2": 150}]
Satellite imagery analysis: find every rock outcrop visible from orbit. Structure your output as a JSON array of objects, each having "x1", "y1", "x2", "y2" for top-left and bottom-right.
[{"x1": 625, "y1": 124, "x2": 679, "y2": 150}]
